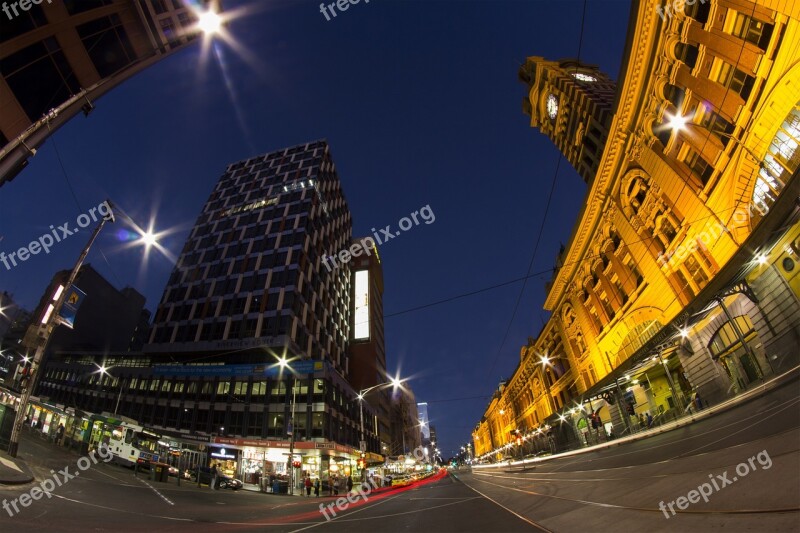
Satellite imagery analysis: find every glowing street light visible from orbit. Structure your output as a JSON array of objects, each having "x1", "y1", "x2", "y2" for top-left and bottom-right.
[
  {"x1": 197, "y1": 10, "x2": 223, "y2": 35},
  {"x1": 667, "y1": 111, "x2": 691, "y2": 132},
  {"x1": 140, "y1": 231, "x2": 158, "y2": 248}
]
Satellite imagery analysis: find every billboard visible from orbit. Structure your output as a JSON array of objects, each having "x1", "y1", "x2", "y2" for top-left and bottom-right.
[{"x1": 354, "y1": 269, "x2": 370, "y2": 340}]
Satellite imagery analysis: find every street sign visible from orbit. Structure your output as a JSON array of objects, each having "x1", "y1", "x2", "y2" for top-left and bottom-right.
[
  {"x1": 359, "y1": 440, "x2": 366, "y2": 452},
  {"x1": 58, "y1": 285, "x2": 86, "y2": 329}
]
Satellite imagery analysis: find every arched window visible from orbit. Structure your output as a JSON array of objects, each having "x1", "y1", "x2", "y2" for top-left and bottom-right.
[{"x1": 752, "y1": 101, "x2": 799, "y2": 215}]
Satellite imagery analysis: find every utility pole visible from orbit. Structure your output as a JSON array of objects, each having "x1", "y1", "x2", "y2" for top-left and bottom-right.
[
  {"x1": 7, "y1": 206, "x2": 114, "y2": 457},
  {"x1": 288, "y1": 376, "x2": 297, "y2": 495}
]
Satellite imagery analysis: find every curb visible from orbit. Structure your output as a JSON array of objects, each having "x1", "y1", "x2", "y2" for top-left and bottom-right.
[
  {"x1": 0, "y1": 455, "x2": 35, "y2": 486},
  {"x1": 475, "y1": 365, "x2": 800, "y2": 469}
]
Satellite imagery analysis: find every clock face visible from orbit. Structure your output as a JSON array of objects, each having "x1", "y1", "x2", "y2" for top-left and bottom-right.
[
  {"x1": 572, "y1": 72, "x2": 597, "y2": 82},
  {"x1": 546, "y1": 94, "x2": 558, "y2": 120}
]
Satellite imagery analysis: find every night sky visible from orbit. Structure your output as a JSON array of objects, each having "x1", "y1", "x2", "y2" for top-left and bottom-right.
[{"x1": 0, "y1": 0, "x2": 632, "y2": 457}]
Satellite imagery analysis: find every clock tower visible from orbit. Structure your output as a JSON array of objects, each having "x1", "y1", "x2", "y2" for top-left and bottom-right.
[{"x1": 519, "y1": 57, "x2": 617, "y2": 185}]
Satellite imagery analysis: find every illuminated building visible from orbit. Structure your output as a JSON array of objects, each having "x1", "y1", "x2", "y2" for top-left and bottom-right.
[
  {"x1": 346, "y1": 237, "x2": 393, "y2": 451},
  {"x1": 39, "y1": 141, "x2": 385, "y2": 479},
  {"x1": 475, "y1": 0, "x2": 800, "y2": 458}
]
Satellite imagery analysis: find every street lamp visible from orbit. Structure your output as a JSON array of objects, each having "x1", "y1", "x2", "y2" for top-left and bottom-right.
[
  {"x1": 666, "y1": 112, "x2": 777, "y2": 180},
  {"x1": 357, "y1": 376, "x2": 405, "y2": 454},
  {"x1": 7, "y1": 202, "x2": 115, "y2": 457},
  {"x1": 537, "y1": 353, "x2": 558, "y2": 413},
  {"x1": 275, "y1": 355, "x2": 300, "y2": 495},
  {"x1": 98, "y1": 366, "x2": 124, "y2": 416}
]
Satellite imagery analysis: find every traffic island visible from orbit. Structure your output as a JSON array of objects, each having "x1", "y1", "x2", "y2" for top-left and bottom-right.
[{"x1": 0, "y1": 452, "x2": 34, "y2": 485}]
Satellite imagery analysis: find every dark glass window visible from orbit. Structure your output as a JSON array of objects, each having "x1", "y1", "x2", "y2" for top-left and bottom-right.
[
  {"x1": 159, "y1": 17, "x2": 178, "y2": 46},
  {"x1": 64, "y1": 0, "x2": 112, "y2": 15},
  {"x1": 152, "y1": 0, "x2": 168, "y2": 15},
  {"x1": 0, "y1": 38, "x2": 81, "y2": 122},
  {"x1": 0, "y1": 3, "x2": 48, "y2": 43},
  {"x1": 77, "y1": 15, "x2": 136, "y2": 78}
]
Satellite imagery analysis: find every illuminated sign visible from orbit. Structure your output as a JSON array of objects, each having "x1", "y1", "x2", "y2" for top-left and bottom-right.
[
  {"x1": 220, "y1": 196, "x2": 278, "y2": 218},
  {"x1": 354, "y1": 270, "x2": 369, "y2": 340}
]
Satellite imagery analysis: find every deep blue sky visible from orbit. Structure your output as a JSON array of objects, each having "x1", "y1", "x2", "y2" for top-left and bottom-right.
[{"x1": 0, "y1": 0, "x2": 632, "y2": 456}]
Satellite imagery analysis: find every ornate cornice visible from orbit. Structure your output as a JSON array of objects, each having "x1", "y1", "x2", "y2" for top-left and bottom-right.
[{"x1": 544, "y1": 1, "x2": 660, "y2": 311}]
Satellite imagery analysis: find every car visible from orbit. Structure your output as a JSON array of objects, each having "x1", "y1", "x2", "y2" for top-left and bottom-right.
[
  {"x1": 168, "y1": 466, "x2": 192, "y2": 479},
  {"x1": 190, "y1": 467, "x2": 242, "y2": 490}
]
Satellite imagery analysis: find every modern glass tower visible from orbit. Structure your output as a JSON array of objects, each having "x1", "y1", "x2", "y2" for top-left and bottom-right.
[{"x1": 146, "y1": 140, "x2": 353, "y2": 375}]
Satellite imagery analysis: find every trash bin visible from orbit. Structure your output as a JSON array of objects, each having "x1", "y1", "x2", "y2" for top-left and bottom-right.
[{"x1": 151, "y1": 463, "x2": 169, "y2": 482}]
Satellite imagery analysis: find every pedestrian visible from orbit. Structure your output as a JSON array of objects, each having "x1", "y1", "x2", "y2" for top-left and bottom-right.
[
  {"x1": 314, "y1": 478, "x2": 320, "y2": 497},
  {"x1": 346, "y1": 476, "x2": 353, "y2": 493},
  {"x1": 56, "y1": 423, "x2": 65, "y2": 444},
  {"x1": 305, "y1": 475, "x2": 312, "y2": 496},
  {"x1": 638, "y1": 413, "x2": 646, "y2": 428},
  {"x1": 211, "y1": 465, "x2": 218, "y2": 490},
  {"x1": 694, "y1": 392, "x2": 704, "y2": 411},
  {"x1": 646, "y1": 412, "x2": 653, "y2": 428},
  {"x1": 333, "y1": 477, "x2": 339, "y2": 495}
]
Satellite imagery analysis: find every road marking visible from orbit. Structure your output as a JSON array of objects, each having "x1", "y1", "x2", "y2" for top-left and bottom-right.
[
  {"x1": 453, "y1": 475, "x2": 551, "y2": 532},
  {"x1": 287, "y1": 491, "x2": 403, "y2": 532},
  {"x1": 0, "y1": 457, "x2": 22, "y2": 472},
  {"x1": 135, "y1": 476, "x2": 175, "y2": 506},
  {"x1": 464, "y1": 472, "x2": 800, "y2": 515}
]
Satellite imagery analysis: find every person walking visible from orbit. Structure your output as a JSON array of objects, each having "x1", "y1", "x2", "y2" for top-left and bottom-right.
[
  {"x1": 211, "y1": 465, "x2": 218, "y2": 490},
  {"x1": 304, "y1": 475, "x2": 312, "y2": 497},
  {"x1": 314, "y1": 478, "x2": 320, "y2": 497},
  {"x1": 333, "y1": 476, "x2": 340, "y2": 496},
  {"x1": 346, "y1": 476, "x2": 353, "y2": 493}
]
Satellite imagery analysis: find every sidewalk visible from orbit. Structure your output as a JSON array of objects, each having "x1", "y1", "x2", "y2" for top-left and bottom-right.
[
  {"x1": 0, "y1": 451, "x2": 34, "y2": 485},
  {"x1": 475, "y1": 363, "x2": 800, "y2": 469}
]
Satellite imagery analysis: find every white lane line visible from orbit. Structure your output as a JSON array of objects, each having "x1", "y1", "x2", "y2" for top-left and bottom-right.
[
  {"x1": 135, "y1": 476, "x2": 175, "y2": 506},
  {"x1": 52, "y1": 494, "x2": 192, "y2": 521},
  {"x1": 454, "y1": 476, "x2": 552, "y2": 532},
  {"x1": 287, "y1": 492, "x2": 404, "y2": 532}
]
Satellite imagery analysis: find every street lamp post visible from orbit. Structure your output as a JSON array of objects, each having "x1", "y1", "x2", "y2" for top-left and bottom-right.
[
  {"x1": 357, "y1": 377, "x2": 403, "y2": 454},
  {"x1": 7, "y1": 205, "x2": 114, "y2": 457}
]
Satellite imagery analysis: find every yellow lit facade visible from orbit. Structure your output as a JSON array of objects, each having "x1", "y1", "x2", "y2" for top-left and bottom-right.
[{"x1": 474, "y1": 0, "x2": 800, "y2": 459}]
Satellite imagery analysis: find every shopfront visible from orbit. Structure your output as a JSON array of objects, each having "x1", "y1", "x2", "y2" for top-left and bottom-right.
[{"x1": 209, "y1": 446, "x2": 239, "y2": 477}]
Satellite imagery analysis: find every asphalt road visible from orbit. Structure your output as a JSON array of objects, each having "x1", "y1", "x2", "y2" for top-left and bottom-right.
[
  {"x1": 1, "y1": 375, "x2": 798, "y2": 532},
  {"x1": 459, "y1": 373, "x2": 800, "y2": 532}
]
